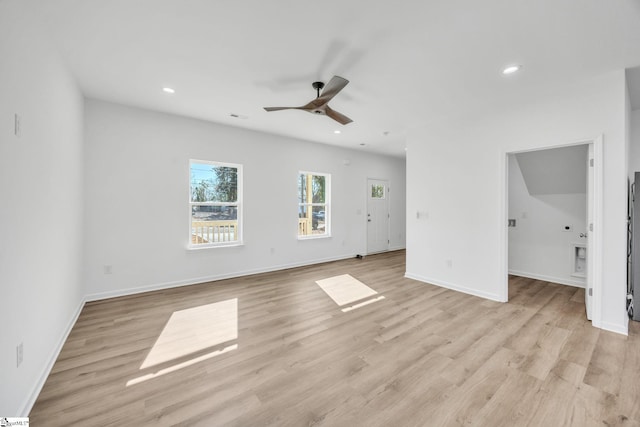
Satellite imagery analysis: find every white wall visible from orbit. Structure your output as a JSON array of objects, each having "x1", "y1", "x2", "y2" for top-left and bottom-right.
[
  {"x1": 406, "y1": 70, "x2": 628, "y2": 334},
  {"x1": 508, "y1": 155, "x2": 587, "y2": 287},
  {"x1": 84, "y1": 99, "x2": 406, "y2": 299},
  {"x1": 0, "y1": 1, "x2": 85, "y2": 416},
  {"x1": 629, "y1": 110, "x2": 640, "y2": 175}
]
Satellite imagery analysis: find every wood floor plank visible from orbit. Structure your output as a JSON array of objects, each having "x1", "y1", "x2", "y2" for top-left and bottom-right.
[
  {"x1": 559, "y1": 321, "x2": 600, "y2": 368},
  {"x1": 29, "y1": 251, "x2": 640, "y2": 426},
  {"x1": 471, "y1": 369, "x2": 545, "y2": 427},
  {"x1": 584, "y1": 330, "x2": 627, "y2": 395},
  {"x1": 431, "y1": 346, "x2": 525, "y2": 426}
]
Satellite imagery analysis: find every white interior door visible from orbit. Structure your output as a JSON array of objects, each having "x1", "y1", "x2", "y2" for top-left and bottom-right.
[
  {"x1": 586, "y1": 143, "x2": 594, "y2": 320},
  {"x1": 367, "y1": 179, "x2": 389, "y2": 254}
]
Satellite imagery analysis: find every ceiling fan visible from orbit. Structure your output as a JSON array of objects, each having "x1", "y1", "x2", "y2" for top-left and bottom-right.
[{"x1": 264, "y1": 75, "x2": 353, "y2": 125}]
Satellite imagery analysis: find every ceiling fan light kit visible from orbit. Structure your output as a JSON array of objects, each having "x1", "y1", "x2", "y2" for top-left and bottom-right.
[{"x1": 264, "y1": 75, "x2": 353, "y2": 125}]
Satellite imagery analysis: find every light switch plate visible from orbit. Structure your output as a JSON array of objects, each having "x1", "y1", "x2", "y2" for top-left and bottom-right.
[{"x1": 14, "y1": 113, "x2": 21, "y2": 137}]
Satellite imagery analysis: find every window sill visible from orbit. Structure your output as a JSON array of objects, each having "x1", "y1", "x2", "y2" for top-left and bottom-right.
[
  {"x1": 297, "y1": 234, "x2": 331, "y2": 241},
  {"x1": 187, "y1": 242, "x2": 245, "y2": 251}
]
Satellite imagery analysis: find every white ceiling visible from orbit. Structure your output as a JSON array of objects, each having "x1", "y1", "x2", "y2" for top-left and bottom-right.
[{"x1": 29, "y1": 0, "x2": 640, "y2": 157}]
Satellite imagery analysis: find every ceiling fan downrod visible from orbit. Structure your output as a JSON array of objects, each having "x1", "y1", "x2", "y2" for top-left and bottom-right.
[{"x1": 312, "y1": 81, "x2": 324, "y2": 98}]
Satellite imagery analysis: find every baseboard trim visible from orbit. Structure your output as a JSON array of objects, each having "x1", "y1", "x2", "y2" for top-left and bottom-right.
[
  {"x1": 508, "y1": 270, "x2": 585, "y2": 288},
  {"x1": 600, "y1": 320, "x2": 629, "y2": 336},
  {"x1": 19, "y1": 296, "x2": 86, "y2": 416},
  {"x1": 86, "y1": 253, "x2": 361, "y2": 302},
  {"x1": 404, "y1": 272, "x2": 504, "y2": 302}
]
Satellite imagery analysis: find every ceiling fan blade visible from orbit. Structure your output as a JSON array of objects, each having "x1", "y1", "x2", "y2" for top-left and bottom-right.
[
  {"x1": 316, "y1": 76, "x2": 349, "y2": 105},
  {"x1": 264, "y1": 106, "x2": 298, "y2": 112},
  {"x1": 325, "y1": 105, "x2": 353, "y2": 125}
]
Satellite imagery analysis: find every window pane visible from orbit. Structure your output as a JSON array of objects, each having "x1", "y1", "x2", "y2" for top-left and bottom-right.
[
  {"x1": 298, "y1": 205, "x2": 310, "y2": 236},
  {"x1": 298, "y1": 174, "x2": 307, "y2": 204},
  {"x1": 371, "y1": 184, "x2": 385, "y2": 199},
  {"x1": 298, "y1": 171, "x2": 330, "y2": 238},
  {"x1": 298, "y1": 204, "x2": 327, "y2": 236},
  {"x1": 191, "y1": 163, "x2": 238, "y2": 203},
  {"x1": 191, "y1": 205, "x2": 238, "y2": 244},
  {"x1": 312, "y1": 206, "x2": 326, "y2": 233},
  {"x1": 312, "y1": 175, "x2": 326, "y2": 203},
  {"x1": 298, "y1": 204, "x2": 309, "y2": 219},
  {"x1": 298, "y1": 173, "x2": 325, "y2": 204},
  {"x1": 192, "y1": 205, "x2": 237, "y2": 221}
]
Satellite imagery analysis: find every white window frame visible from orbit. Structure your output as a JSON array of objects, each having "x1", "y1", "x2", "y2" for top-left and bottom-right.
[
  {"x1": 188, "y1": 159, "x2": 243, "y2": 249},
  {"x1": 297, "y1": 171, "x2": 331, "y2": 239}
]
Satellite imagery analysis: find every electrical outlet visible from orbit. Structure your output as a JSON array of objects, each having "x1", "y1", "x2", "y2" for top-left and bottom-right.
[
  {"x1": 104, "y1": 265, "x2": 113, "y2": 274},
  {"x1": 446, "y1": 259, "x2": 453, "y2": 268},
  {"x1": 17, "y1": 342, "x2": 23, "y2": 367}
]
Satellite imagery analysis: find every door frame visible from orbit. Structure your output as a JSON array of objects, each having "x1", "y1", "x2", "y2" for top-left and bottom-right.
[
  {"x1": 500, "y1": 136, "x2": 603, "y2": 327},
  {"x1": 366, "y1": 177, "x2": 390, "y2": 255}
]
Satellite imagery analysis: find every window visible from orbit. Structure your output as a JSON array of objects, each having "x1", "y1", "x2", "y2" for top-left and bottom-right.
[
  {"x1": 298, "y1": 171, "x2": 330, "y2": 238},
  {"x1": 189, "y1": 160, "x2": 242, "y2": 247},
  {"x1": 371, "y1": 183, "x2": 385, "y2": 199}
]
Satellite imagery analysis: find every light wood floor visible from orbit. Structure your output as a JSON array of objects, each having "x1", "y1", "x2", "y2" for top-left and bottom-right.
[{"x1": 31, "y1": 251, "x2": 640, "y2": 426}]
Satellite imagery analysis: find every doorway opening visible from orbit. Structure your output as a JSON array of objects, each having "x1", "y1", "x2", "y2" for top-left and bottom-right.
[
  {"x1": 367, "y1": 178, "x2": 390, "y2": 255},
  {"x1": 503, "y1": 138, "x2": 602, "y2": 325}
]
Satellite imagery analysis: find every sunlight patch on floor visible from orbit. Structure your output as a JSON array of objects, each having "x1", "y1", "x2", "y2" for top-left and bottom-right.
[
  {"x1": 341, "y1": 295, "x2": 386, "y2": 312},
  {"x1": 316, "y1": 274, "x2": 383, "y2": 310},
  {"x1": 126, "y1": 344, "x2": 238, "y2": 387},
  {"x1": 140, "y1": 298, "x2": 238, "y2": 370},
  {"x1": 126, "y1": 298, "x2": 239, "y2": 386}
]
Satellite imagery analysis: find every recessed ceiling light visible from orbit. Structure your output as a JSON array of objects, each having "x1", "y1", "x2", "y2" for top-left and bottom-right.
[
  {"x1": 334, "y1": 130, "x2": 341, "y2": 134},
  {"x1": 502, "y1": 65, "x2": 521, "y2": 75},
  {"x1": 359, "y1": 143, "x2": 366, "y2": 146},
  {"x1": 162, "y1": 87, "x2": 175, "y2": 94}
]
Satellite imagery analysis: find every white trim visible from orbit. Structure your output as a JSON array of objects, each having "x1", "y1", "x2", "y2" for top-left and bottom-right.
[
  {"x1": 499, "y1": 150, "x2": 509, "y2": 302},
  {"x1": 86, "y1": 253, "x2": 360, "y2": 302},
  {"x1": 404, "y1": 272, "x2": 504, "y2": 302},
  {"x1": 187, "y1": 241, "x2": 245, "y2": 250},
  {"x1": 508, "y1": 270, "x2": 586, "y2": 288},
  {"x1": 600, "y1": 321, "x2": 629, "y2": 336},
  {"x1": 19, "y1": 296, "x2": 86, "y2": 416},
  {"x1": 297, "y1": 234, "x2": 332, "y2": 241},
  {"x1": 591, "y1": 135, "x2": 604, "y2": 329}
]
